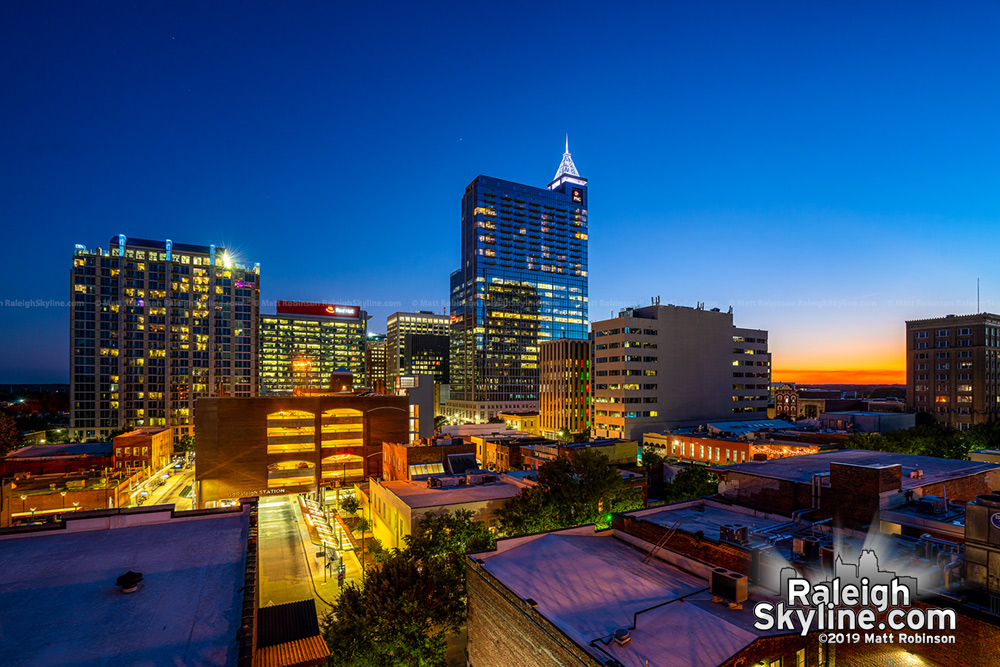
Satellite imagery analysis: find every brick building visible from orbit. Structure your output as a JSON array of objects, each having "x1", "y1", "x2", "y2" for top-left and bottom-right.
[
  {"x1": 643, "y1": 432, "x2": 819, "y2": 465},
  {"x1": 381, "y1": 436, "x2": 476, "y2": 482},
  {"x1": 112, "y1": 427, "x2": 172, "y2": 472},
  {"x1": 906, "y1": 312, "x2": 1000, "y2": 430},
  {"x1": 0, "y1": 470, "x2": 141, "y2": 527},
  {"x1": 714, "y1": 449, "x2": 1000, "y2": 526},
  {"x1": 0, "y1": 442, "x2": 114, "y2": 477}
]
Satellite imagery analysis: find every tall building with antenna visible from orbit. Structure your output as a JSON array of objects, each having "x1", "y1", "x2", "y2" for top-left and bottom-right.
[{"x1": 444, "y1": 139, "x2": 589, "y2": 423}]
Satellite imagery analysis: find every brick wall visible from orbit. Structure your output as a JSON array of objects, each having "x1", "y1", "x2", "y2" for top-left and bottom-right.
[
  {"x1": 613, "y1": 514, "x2": 756, "y2": 577},
  {"x1": 467, "y1": 558, "x2": 598, "y2": 667}
]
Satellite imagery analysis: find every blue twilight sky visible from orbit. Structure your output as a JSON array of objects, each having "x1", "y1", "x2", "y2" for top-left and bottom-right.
[{"x1": 2, "y1": 1, "x2": 999, "y2": 384}]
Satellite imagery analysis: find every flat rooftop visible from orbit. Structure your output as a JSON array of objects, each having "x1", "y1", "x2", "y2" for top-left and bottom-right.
[
  {"x1": 477, "y1": 531, "x2": 786, "y2": 667},
  {"x1": 715, "y1": 449, "x2": 999, "y2": 488},
  {"x1": 381, "y1": 479, "x2": 521, "y2": 509},
  {"x1": 624, "y1": 500, "x2": 791, "y2": 548},
  {"x1": 0, "y1": 506, "x2": 250, "y2": 667},
  {"x1": 6, "y1": 442, "x2": 112, "y2": 458}
]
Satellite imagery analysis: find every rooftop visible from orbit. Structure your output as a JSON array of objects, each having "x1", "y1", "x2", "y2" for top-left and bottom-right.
[
  {"x1": 476, "y1": 530, "x2": 786, "y2": 667},
  {"x1": 380, "y1": 479, "x2": 521, "y2": 509},
  {"x1": 0, "y1": 505, "x2": 251, "y2": 667},
  {"x1": 715, "y1": 449, "x2": 999, "y2": 488},
  {"x1": 5, "y1": 441, "x2": 112, "y2": 458},
  {"x1": 624, "y1": 499, "x2": 793, "y2": 548}
]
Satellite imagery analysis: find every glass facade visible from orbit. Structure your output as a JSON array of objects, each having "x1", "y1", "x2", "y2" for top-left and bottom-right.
[
  {"x1": 386, "y1": 312, "x2": 450, "y2": 384},
  {"x1": 450, "y1": 171, "x2": 589, "y2": 407},
  {"x1": 70, "y1": 236, "x2": 260, "y2": 442},
  {"x1": 260, "y1": 313, "x2": 367, "y2": 394}
]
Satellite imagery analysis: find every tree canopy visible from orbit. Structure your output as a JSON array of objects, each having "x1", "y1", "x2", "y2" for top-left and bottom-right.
[
  {"x1": 322, "y1": 509, "x2": 494, "y2": 666},
  {"x1": 497, "y1": 450, "x2": 643, "y2": 536},
  {"x1": 844, "y1": 420, "x2": 997, "y2": 461}
]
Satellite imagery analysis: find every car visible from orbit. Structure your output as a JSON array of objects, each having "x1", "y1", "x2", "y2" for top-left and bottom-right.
[
  {"x1": 173, "y1": 463, "x2": 183, "y2": 469},
  {"x1": 220, "y1": 499, "x2": 237, "y2": 508}
]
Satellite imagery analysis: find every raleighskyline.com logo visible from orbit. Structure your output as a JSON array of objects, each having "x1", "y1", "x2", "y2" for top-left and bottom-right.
[{"x1": 753, "y1": 550, "x2": 957, "y2": 645}]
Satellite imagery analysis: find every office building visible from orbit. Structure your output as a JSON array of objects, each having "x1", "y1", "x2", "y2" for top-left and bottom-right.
[
  {"x1": 70, "y1": 235, "x2": 260, "y2": 443},
  {"x1": 906, "y1": 312, "x2": 1000, "y2": 430},
  {"x1": 592, "y1": 303, "x2": 770, "y2": 440},
  {"x1": 446, "y1": 139, "x2": 589, "y2": 423},
  {"x1": 538, "y1": 337, "x2": 591, "y2": 439},
  {"x1": 194, "y1": 393, "x2": 408, "y2": 506},
  {"x1": 386, "y1": 311, "x2": 450, "y2": 385},
  {"x1": 365, "y1": 332, "x2": 388, "y2": 391},
  {"x1": 259, "y1": 301, "x2": 368, "y2": 395}
]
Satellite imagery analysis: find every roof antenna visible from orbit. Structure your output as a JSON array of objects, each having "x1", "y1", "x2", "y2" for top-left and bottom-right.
[
  {"x1": 565, "y1": 134, "x2": 569, "y2": 154},
  {"x1": 978, "y1": 278, "x2": 980, "y2": 313}
]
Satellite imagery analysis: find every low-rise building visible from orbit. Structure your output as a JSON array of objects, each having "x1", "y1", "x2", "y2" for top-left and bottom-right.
[
  {"x1": 381, "y1": 436, "x2": 476, "y2": 482},
  {"x1": 817, "y1": 410, "x2": 916, "y2": 434},
  {"x1": 496, "y1": 411, "x2": 540, "y2": 436},
  {"x1": 1, "y1": 470, "x2": 141, "y2": 527},
  {"x1": 0, "y1": 500, "x2": 329, "y2": 667},
  {"x1": 643, "y1": 432, "x2": 820, "y2": 465},
  {"x1": 714, "y1": 449, "x2": 1000, "y2": 526},
  {"x1": 112, "y1": 427, "x2": 173, "y2": 472},
  {"x1": 0, "y1": 442, "x2": 113, "y2": 477},
  {"x1": 368, "y1": 474, "x2": 521, "y2": 549}
]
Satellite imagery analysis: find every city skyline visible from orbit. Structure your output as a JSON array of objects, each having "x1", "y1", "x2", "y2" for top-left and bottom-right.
[{"x1": 5, "y1": 3, "x2": 1000, "y2": 385}]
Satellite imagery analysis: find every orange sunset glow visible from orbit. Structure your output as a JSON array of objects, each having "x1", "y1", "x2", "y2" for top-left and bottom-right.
[{"x1": 772, "y1": 338, "x2": 905, "y2": 385}]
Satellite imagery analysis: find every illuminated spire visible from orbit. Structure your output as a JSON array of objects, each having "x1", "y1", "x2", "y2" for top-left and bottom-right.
[{"x1": 549, "y1": 135, "x2": 587, "y2": 190}]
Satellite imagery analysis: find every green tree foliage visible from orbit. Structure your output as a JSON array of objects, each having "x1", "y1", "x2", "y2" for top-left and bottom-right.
[
  {"x1": 433, "y1": 415, "x2": 448, "y2": 431},
  {"x1": 845, "y1": 422, "x2": 978, "y2": 460},
  {"x1": 175, "y1": 435, "x2": 196, "y2": 453},
  {"x1": 323, "y1": 510, "x2": 494, "y2": 666},
  {"x1": 661, "y1": 465, "x2": 719, "y2": 503},
  {"x1": 0, "y1": 415, "x2": 21, "y2": 456},
  {"x1": 339, "y1": 495, "x2": 361, "y2": 515},
  {"x1": 497, "y1": 450, "x2": 644, "y2": 536}
]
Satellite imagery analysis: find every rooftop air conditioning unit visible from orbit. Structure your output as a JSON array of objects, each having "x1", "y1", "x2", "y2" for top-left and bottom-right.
[
  {"x1": 917, "y1": 496, "x2": 947, "y2": 516},
  {"x1": 710, "y1": 567, "x2": 748, "y2": 605},
  {"x1": 720, "y1": 523, "x2": 749, "y2": 546}
]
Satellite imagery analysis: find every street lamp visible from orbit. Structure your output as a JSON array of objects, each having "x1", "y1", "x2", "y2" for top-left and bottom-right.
[
  {"x1": 60, "y1": 491, "x2": 67, "y2": 509},
  {"x1": 20, "y1": 495, "x2": 26, "y2": 513},
  {"x1": 29, "y1": 507, "x2": 36, "y2": 522}
]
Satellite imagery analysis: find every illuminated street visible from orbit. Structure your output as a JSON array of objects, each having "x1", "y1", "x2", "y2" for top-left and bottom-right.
[
  {"x1": 257, "y1": 495, "x2": 361, "y2": 616},
  {"x1": 141, "y1": 466, "x2": 195, "y2": 510}
]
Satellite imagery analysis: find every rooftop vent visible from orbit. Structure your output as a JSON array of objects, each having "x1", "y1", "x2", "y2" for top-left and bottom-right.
[
  {"x1": 710, "y1": 567, "x2": 748, "y2": 606},
  {"x1": 613, "y1": 628, "x2": 631, "y2": 646},
  {"x1": 720, "y1": 523, "x2": 749, "y2": 546},
  {"x1": 115, "y1": 571, "x2": 143, "y2": 594}
]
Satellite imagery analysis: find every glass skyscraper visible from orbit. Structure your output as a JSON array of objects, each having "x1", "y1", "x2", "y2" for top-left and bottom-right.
[{"x1": 445, "y1": 140, "x2": 589, "y2": 422}]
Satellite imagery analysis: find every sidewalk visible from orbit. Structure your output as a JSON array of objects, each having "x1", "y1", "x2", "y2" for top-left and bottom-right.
[{"x1": 288, "y1": 498, "x2": 362, "y2": 614}]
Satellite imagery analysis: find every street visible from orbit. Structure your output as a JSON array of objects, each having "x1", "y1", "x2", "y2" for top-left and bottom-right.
[{"x1": 141, "y1": 466, "x2": 195, "y2": 510}]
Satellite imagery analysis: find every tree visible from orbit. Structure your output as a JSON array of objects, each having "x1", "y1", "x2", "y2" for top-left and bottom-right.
[
  {"x1": 340, "y1": 495, "x2": 361, "y2": 515},
  {"x1": 0, "y1": 415, "x2": 21, "y2": 456},
  {"x1": 175, "y1": 435, "x2": 196, "y2": 453},
  {"x1": 641, "y1": 447, "x2": 665, "y2": 497},
  {"x1": 433, "y1": 415, "x2": 448, "y2": 431},
  {"x1": 322, "y1": 510, "x2": 492, "y2": 666},
  {"x1": 487, "y1": 415, "x2": 505, "y2": 424},
  {"x1": 662, "y1": 466, "x2": 718, "y2": 503},
  {"x1": 498, "y1": 450, "x2": 643, "y2": 536}
]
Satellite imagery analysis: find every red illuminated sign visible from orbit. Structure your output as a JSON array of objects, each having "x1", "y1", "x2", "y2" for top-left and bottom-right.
[{"x1": 277, "y1": 301, "x2": 361, "y2": 319}]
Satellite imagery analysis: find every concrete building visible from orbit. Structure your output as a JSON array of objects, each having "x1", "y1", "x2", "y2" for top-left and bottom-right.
[
  {"x1": 394, "y1": 374, "x2": 435, "y2": 442},
  {"x1": 194, "y1": 394, "x2": 408, "y2": 507},
  {"x1": 538, "y1": 337, "x2": 591, "y2": 439},
  {"x1": 496, "y1": 410, "x2": 540, "y2": 435},
  {"x1": 112, "y1": 426, "x2": 172, "y2": 472},
  {"x1": 364, "y1": 332, "x2": 388, "y2": 392},
  {"x1": 70, "y1": 235, "x2": 260, "y2": 442},
  {"x1": 446, "y1": 141, "x2": 590, "y2": 423},
  {"x1": 817, "y1": 410, "x2": 916, "y2": 434},
  {"x1": 592, "y1": 303, "x2": 770, "y2": 440},
  {"x1": 906, "y1": 312, "x2": 1000, "y2": 430},
  {"x1": 386, "y1": 311, "x2": 450, "y2": 385},
  {"x1": 368, "y1": 474, "x2": 521, "y2": 549},
  {"x1": 260, "y1": 301, "x2": 368, "y2": 394}
]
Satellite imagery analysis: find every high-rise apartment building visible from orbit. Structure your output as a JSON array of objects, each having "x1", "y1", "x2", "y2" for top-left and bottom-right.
[
  {"x1": 592, "y1": 303, "x2": 770, "y2": 440},
  {"x1": 365, "y1": 333, "x2": 388, "y2": 391},
  {"x1": 538, "y1": 338, "x2": 591, "y2": 440},
  {"x1": 386, "y1": 311, "x2": 450, "y2": 385},
  {"x1": 70, "y1": 235, "x2": 260, "y2": 442},
  {"x1": 906, "y1": 312, "x2": 1000, "y2": 430},
  {"x1": 259, "y1": 301, "x2": 367, "y2": 395},
  {"x1": 446, "y1": 140, "x2": 589, "y2": 422}
]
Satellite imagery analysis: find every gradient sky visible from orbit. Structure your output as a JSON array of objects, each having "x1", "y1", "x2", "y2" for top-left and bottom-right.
[{"x1": 3, "y1": 1, "x2": 1000, "y2": 385}]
